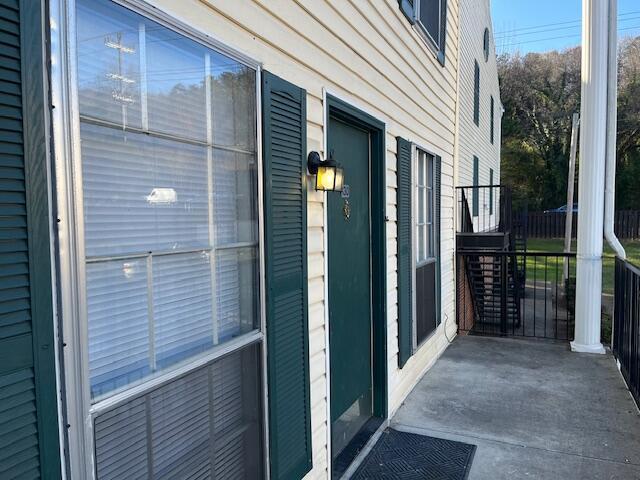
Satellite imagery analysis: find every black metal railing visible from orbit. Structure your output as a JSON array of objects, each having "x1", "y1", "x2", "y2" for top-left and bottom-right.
[
  {"x1": 456, "y1": 185, "x2": 512, "y2": 235},
  {"x1": 512, "y1": 209, "x2": 528, "y2": 252},
  {"x1": 457, "y1": 250, "x2": 576, "y2": 341},
  {"x1": 613, "y1": 257, "x2": 640, "y2": 408},
  {"x1": 524, "y1": 210, "x2": 640, "y2": 239}
]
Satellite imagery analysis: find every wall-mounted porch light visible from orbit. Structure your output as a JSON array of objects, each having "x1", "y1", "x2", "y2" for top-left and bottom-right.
[{"x1": 307, "y1": 151, "x2": 344, "y2": 192}]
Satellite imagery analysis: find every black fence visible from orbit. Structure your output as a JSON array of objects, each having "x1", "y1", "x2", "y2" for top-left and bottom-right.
[
  {"x1": 524, "y1": 210, "x2": 640, "y2": 239},
  {"x1": 613, "y1": 257, "x2": 640, "y2": 408},
  {"x1": 457, "y1": 251, "x2": 576, "y2": 341},
  {"x1": 456, "y1": 185, "x2": 512, "y2": 234}
]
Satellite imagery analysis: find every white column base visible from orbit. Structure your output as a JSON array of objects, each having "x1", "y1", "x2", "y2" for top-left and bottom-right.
[{"x1": 570, "y1": 341, "x2": 605, "y2": 354}]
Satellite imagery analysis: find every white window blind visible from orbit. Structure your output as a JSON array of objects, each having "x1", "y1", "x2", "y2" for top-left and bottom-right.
[
  {"x1": 93, "y1": 345, "x2": 263, "y2": 479},
  {"x1": 77, "y1": 0, "x2": 259, "y2": 401}
]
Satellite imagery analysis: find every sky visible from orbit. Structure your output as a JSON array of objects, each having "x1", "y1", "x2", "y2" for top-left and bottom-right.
[{"x1": 492, "y1": 0, "x2": 640, "y2": 55}]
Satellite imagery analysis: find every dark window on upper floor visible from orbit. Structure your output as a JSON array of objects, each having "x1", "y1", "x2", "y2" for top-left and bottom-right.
[
  {"x1": 490, "y1": 95, "x2": 495, "y2": 143},
  {"x1": 474, "y1": 60, "x2": 480, "y2": 126},
  {"x1": 398, "y1": 0, "x2": 448, "y2": 66},
  {"x1": 483, "y1": 28, "x2": 490, "y2": 62}
]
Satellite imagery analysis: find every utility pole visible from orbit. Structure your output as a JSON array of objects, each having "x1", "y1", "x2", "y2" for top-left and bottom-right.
[{"x1": 563, "y1": 113, "x2": 579, "y2": 282}]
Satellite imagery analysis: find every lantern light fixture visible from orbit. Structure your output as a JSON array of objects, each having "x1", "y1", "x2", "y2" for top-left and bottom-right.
[{"x1": 307, "y1": 151, "x2": 344, "y2": 192}]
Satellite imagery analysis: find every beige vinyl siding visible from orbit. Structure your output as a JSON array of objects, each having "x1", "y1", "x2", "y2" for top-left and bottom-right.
[
  {"x1": 146, "y1": 1, "x2": 460, "y2": 478},
  {"x1": 456, "y1": 0, "x2": 502, "y2": 191}
]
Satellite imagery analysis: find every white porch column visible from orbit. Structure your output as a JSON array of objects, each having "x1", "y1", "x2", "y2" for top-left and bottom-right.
[{"x1": 571, "y1": 0, "x2": 610, "y2": 354}]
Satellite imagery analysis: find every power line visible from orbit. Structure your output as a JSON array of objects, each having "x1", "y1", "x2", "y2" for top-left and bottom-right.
[
  {"x1": 495, "y1": 15, "x2": 640, "y2": 39},
  {"x1": 500, "y1": 24, "x2": 640, "y2": 49},
  {"x1": 494, "y1": 10, "x2": 640, "y2": 37}
]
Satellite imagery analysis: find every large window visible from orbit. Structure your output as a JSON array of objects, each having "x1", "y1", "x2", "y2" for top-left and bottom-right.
[
  {"x1": 77, "y1": 0, "x2": 259, "y2": 400},
  {"x1": 414, "y1": 148, "x2": 439, "y2": 346},
  {"x1": 66, "y1": 0, "x2": 263, "y2": 477},
  {"x1": 416, "y1": 149, "x2": 435, "y2": 263}
]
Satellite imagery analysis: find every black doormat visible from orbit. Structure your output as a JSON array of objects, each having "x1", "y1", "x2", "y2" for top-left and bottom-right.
[{"x1": 351, "y1": 428, "x2": 476, "y2": 479}]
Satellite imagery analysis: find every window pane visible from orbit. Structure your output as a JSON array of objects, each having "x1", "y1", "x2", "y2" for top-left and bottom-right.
[
  {"x1": 216, "y1": 247, "x2": 260, "y2": 341},
  {"x1": 418, "y1": 186, "x2": 425, "y2": 225},
  {"x1": 87, "y1": 259, "x2": 150, "y2": 398},
  {"x1": 153, "y1": 252, "x2": 214, "y2": 369},
  {"x1": 418, "y1": 151, "x2": 425, "y2": 187},
  {"x1": 77, "y1": 0, "x2": 260, "y2": 406},
  {"x1": 150, "y1": 368, "x2": 210, "y2": 477},
  {"x1": 212, "y1": 65, "x2": 257, "y2": 151},
  {"x1": 214, "y1": 149, "x2": 258, "y2": 246},
  {"x1": 146, "y1": 24, "x2": 207, "y2": 141},
  {"x1": 93, "y1": 344, "x2": 264, "y2": 480},
  {"x1": 81, "y1": 123, "x2": 209, "y2": 257},
  {"x1": 419, "y1": 0, "x2": 441, "y2": 46},
  {"x1": 77, "y1": 0, "x2": 142, "y2": 128},
  {"x1": 417, "y1": 225, "x2": 425, "y2": 262}
]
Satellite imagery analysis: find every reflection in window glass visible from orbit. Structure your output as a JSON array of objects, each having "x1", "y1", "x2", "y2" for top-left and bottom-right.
[
  {"x1": 80, "y1": 123, "x2": 210, "y2": 257},
  {"x1": 214, "y1": 149, "x2": 258, "y2": 246},
  {"x1": 77, "y1": 0, "x2": 142, "y2": 128},
  {"x1": 77, "y1": 0, "x2": 259, "y2": 400},
  {"x1": 212, "y1": 65, "x2": 257, "y2": 151},
  {"x1": 146, "y1": 25, "x2": 208, "y2": 141}
]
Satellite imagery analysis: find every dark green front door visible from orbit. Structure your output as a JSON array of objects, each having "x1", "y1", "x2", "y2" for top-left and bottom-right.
[{"x1": 328, "y1": 115, "x2": 372, "y2": 459}]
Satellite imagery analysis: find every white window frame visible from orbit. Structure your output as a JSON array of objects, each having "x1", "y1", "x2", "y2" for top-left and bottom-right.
[
  {"x1": 50, "y1": 1, "x2": 268, "y2": 478},
  {"x1": 414, "y1": 148, "x2": 436, "y2": 266},
  {"x1": 411, "y1": 145, "x2": 437, "y2": 350}
]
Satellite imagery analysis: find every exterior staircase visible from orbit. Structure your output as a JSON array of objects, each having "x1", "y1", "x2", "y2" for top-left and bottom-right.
[
  {"x1": 457, "y1": 187, "x2": 523, "y2": 335},
  {"x1": 465, "y1": 254, "x2": 520, "y2": 332}
]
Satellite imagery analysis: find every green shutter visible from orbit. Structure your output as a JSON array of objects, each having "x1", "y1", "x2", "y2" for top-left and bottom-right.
[
  {"x1": 396, "y1": 137, "x2": 413, "y2": 368},
  {"x1": 0, "y1": 1, "x2": 61, "y2": 478},
  {"x1": 435, "y1": 156, "x2": 442, "y2": 325},
  {"x1": 262, "y1": 71, "x2": 312, "y2": 480},
  {"x1": 398, "y1": 0, "x2": 416, "y2": 24}
]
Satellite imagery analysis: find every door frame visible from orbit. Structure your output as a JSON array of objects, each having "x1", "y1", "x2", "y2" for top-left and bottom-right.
[{"x1": 323, "y1": 92, "x2": 388, "y2": 460}]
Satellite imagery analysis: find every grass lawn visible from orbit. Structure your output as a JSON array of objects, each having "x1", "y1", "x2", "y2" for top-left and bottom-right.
[{"x1": 525, "y1": 238, "x2": 640, "y2": 294}]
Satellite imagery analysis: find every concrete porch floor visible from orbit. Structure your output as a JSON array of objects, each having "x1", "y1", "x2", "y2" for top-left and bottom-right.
[{"x1": 391, "y1": 336, "x2": 640, "y2": 480}]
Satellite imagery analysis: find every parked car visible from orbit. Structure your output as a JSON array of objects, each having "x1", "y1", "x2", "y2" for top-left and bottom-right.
[{"x1": 544, "y1": 203, "x2": 578, "y2": 213}]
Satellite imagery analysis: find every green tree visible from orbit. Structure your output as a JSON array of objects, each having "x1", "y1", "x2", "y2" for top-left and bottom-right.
[{"x1": 498, "y1": 37, "x2": 640, "y2": 211}]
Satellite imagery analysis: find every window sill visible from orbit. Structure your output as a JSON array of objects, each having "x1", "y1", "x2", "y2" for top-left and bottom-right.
[
  {"x1": 416, "y1": 257, "x2": 437, "y2": 268},
  {"x1": 90, "y1": 329, "x2": 263, "y2": 415}
]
